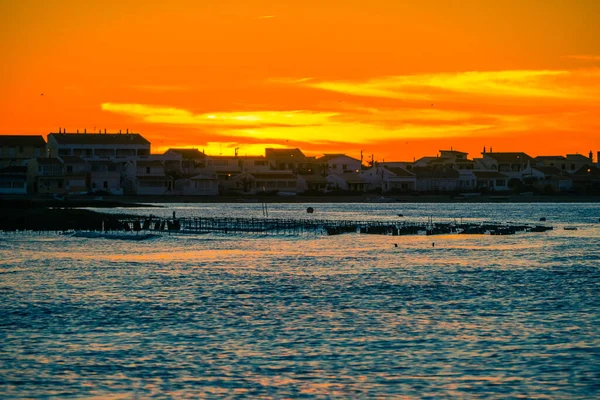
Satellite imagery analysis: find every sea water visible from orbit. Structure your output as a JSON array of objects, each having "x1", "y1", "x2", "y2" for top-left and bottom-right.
[{"x1": 1, "y1": 203, "x2": 599, "y2": 398}]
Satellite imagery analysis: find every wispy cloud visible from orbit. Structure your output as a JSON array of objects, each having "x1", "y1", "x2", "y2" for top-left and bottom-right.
[
  {"x1": 101, "y1": 103, "x2": 337, "y2": 128},
  {"x1": 101, "y1": 102, "x2": 496, "y2": 145},
  {"x1": 305, "y1": 70, "x2": 599, "y2": 101},
  {"x1": 102, "y1": 68, "x2": 600, "y2": 158}
]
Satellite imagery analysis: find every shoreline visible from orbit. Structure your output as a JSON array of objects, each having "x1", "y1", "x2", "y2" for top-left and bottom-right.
[{"x1": 2, "y1": 193, "x2": 600, "y2": 207}]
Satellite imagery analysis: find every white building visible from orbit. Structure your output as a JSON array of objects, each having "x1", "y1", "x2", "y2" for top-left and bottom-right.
[
  {"x1": 174, "y1": 174, "x2": 219, "y2": 196},
  {"x1": 47, "y1": 130, "x2": 151, "y2": 160},
  {"x1": 475, "y1": 151, "x2": 534, "y2": 181},
  {"x1": 89, "y1": 160, "x2": 123, "y2": 195},
  {"x1": 316, "y1": 154, "x2": 362, "y2": 175},
  {"x1": 130, "y1": 160, "x2": 172, "y2": 195},
  {"x1": 362, "y1": 165, "x2": 416, "y2": 192},
  {"x1": 327, "y1": 173, "x2": 370, "y2": 192}
]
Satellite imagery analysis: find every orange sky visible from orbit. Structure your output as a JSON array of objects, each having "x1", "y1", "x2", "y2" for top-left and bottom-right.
[{"x1": 1, "y1": 0, "x2": 599, "y2": 161}]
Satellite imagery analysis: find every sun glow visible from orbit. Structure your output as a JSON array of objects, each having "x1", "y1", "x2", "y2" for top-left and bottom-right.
[{"x1": 2, "y1": 1, "x2": 600, "y2": 160}]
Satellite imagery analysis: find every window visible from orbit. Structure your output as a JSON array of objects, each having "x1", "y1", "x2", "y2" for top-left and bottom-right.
[
  {"x1": 571, "y1": 164, "x2": 575, "y2": 170},
  {"x1": 146, "y1": 167, "x2": 150, "y2": 174},
  {"x1": 103, "y1": 181, "x2": 108, "y2": 189},
  {"x1": 66, "y1": 166, "x2": 73, "y2": 173},
  {"x1": 19, "y1": 146, "x2": 24, "y2": 153},
  {"x1": 561, "y1": 164, "x2": 566, "y2": 170}
]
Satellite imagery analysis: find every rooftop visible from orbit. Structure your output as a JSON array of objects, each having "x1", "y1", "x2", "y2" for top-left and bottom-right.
[
  {"x1": 165, "y1": 148, "x2": 206, "y2": 159},
  {"x1": 316, "y1": 154, "x2": 360, "y2": 163},
  {"x1": 265, "y1": 148, "x2": 306, "y2": 158},
  {"x1": 535, "y1": 155, "x2": 566, "y2": 160},
  {"x1": 49, "y1": 133, "x2": 150, "y2": 146},
  {"x1": 411, "y1": 166, "x2": 459, "y2": 179},
  {"x1": 384, "y1": 167, "x2": 416, "y2": 177},
  {"x1": 483, "y1": 152, "x2": 534, "y2": 163},
  {"x1": 0, "y1": 135, "x2": 46, "y2": 147}
]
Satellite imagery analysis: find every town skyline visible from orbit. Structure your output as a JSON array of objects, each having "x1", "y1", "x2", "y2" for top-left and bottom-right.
[
  {"x1": 1, "y1": 131, "x2": 597, "y2": 163},
  {"x1": 2, "y1": 1, "x2": 600, "y2": 161}
]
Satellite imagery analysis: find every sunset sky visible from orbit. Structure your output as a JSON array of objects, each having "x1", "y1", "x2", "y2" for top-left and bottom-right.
[{"x1": 1, "y1": 0, "x2": 599, "y2": 161}]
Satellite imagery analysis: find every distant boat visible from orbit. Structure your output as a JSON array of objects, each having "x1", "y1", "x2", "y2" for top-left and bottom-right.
[{"x1": 564, "y1": 227, "x2": 578, "y2": 231}]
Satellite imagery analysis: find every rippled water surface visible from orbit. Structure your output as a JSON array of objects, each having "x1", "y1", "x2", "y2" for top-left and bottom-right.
[{"x1": 1, "y1": 203, "x2": 599, "y2": 398}]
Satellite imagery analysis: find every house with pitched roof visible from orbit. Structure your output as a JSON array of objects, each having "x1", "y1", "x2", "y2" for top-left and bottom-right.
[
  {"x1": 297, "y1": 174, "x2": 333, "y2": 193},
  {"x1": 535, "y1": 153, "x2": 593, "y2": 173},
  {"x1": 327, "y1": 173, "x2": 370, "y2": 192},
  {"x1": 265, "y1": 148, "x2": 314, "y2": 174},
  {"x1": 0, "y1": 135, "x2": 46, "y2": 167},
  {"x1": 566, "y1": 166, "x2": 599, "y2": 192},
  {"x1": 524, "y1": 165, "x2": 573, "y2": 192},
  {"x1": 163, "y1": 148, "x2": 207, "y2": 176},
  {"x1": 316, "y1": 154, "x2": 362, "y2": 175},
  {"x1": 475, "y1": 150, "x2": 534, "y2": 181},
  {"x1": 412, "y1": 149, "x2": 474, "y2": 171},
  {"x1": 362, "y1": 165, "x2": 416, "y2": 192}
]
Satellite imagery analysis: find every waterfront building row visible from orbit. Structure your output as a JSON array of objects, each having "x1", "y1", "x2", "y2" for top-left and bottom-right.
[{"x1": 1, "y1": 133, "x2": 598, "y2": 196}]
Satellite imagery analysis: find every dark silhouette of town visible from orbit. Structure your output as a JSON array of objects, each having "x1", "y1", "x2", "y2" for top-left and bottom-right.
[{"x1": 1, "y1": 131, "x2": 599, "y2": 199}]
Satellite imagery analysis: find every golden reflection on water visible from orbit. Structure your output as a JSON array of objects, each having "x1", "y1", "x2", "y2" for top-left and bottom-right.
[{"x1": 2, "y1": 210, "x2": 599, "y2": 399}]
